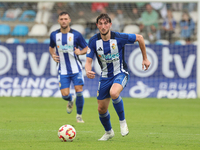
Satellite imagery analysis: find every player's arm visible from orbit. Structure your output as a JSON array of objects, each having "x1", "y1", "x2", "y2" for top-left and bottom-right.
[
  {"x1": 135, "y1": 34, "x2": 151, "y2": 70},
  {"x1": 74, "y1": 46, "x2": 88, "y2": 55},
  {"x1": 49, "y1": 46, "x2": 59, "y2": 63},
  {"x1": 85, "y1": 57, "x2": 95, "y2": 79}
]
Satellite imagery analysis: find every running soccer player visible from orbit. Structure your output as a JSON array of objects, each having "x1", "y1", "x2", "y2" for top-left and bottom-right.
[
  {"x1": 49, "y1": 12, "x2": 88, "y2": 123},
  {"x1": 85, "y1": 13, "x2": 151, "y2": 140}
]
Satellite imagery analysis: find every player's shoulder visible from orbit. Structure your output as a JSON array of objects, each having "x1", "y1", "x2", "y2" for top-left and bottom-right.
[
  {"x1": 50, "y1": 29, "x2": 61, "y2": 36},
  {"x1": 88, "y1": 33, "x2": 99, "y2": 45},
  {"x1": 113, "y1": 31, "x2": 129, "y2": 39},
  {"x1": 70, "y1": 28, "x2": 82, "y2": 36}
]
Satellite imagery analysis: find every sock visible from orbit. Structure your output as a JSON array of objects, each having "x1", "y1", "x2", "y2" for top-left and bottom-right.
[
  {"x1": 120, "y1": 119, "x2": 127, "y2": 127},
  {"x1": 99, "y1": 111, "x2": 112, "y2": 131},
  {"x1": 76, "y1": 91, "x2": 84, "y2": 115},
  {"x1": 62, "y1": 94, "x2": 72, "y2": 101},
  {"x1": 112, "y1": 96, "x2": 125, "y2": 121}
]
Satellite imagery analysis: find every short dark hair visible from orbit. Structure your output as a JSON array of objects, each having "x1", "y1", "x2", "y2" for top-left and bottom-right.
[
  {"x1": 59, "y1": 11, "x2": 70, "y2": 17},
  {"x1": 96, "y1": 13, "x2": 111, "y2": 24}
]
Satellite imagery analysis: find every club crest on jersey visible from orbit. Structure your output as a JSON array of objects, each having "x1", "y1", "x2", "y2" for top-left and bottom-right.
[
  {"x1": 111, "y1": 43, "x2": 116, "y2": 50},
  {"x1": 69, "y1": 37, "x2": 72, "y2": 42},
  {"x1": 59, "y1": 82, "x2": 61, "y2": 87}
]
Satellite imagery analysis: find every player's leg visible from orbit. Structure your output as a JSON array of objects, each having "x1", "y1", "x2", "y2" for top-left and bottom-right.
[
  {"x1": 97, "y1": 78, "x2": 114, "y2": 141},
  {"x1": 98, "y1": 98, "x2": 111, "y2": 131},
  {"x1": 74, "y1": 85, "x2": 84, "y2": 123},
  {"x1": 61, "y1": 88, "x2": 75, "y2": 114},
  {"x1": 72, "y1": 72, "x2": 85, "y2": 123},
  {"x1": 98, "y1": 98, "x2": 114, "y2": 141},
  {"x1": 110, "y1": 83, "x2": 124, "y2": 120},
  {"x1": 110, "y1": 73, "x2": 129, "y2": 136},
  {"x1": 59, "y1": 74, "x2": 75, "y2": 114}
]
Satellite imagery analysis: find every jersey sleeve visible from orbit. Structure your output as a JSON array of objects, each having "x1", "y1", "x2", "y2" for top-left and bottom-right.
[
  {"x1": 127, "y1": 34, "x2": 136, "y2": 43},
  {"x1": 86, "y1": 38, "x2": 95, "y2": 59},
  {"x1": 49, "y1": 32, "x2": 56, "y2": 48},
  {"x1": 77, "y1": 32, "x2": 88, "y2": 49},
  {"x1": 116, "y1": 32, "x2": 136, "y2": 45}
]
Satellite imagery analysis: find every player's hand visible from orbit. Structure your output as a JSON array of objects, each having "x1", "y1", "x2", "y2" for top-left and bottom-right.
[
  {"x1": 86, "y1": 70, "x2": 95, "y2": 79},
  {"x1": 74, "y1": 47, "x2": 81, "y2": 55},
  {"x1": 142, "y1": 59, "x2": 151, "y2": 71},
  {"x1": 52, "y1": 52, "x2": 59, "y2": 63}
]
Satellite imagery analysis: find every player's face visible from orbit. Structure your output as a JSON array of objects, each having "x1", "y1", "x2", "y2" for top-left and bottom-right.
[
  {"x1": 58, "y1": 14, "x2": 71, "y2": 29},
  {"x1": 97, "y1": 19, "x2": 112, "y2": 36}
]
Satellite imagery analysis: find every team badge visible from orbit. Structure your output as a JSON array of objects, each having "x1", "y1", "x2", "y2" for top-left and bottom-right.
[
  {"x1": 59, "y1": 82, "x2": 61, "y2": 87},
  {"x1": 111, "y1": 43, "x2": 116, "y2": 50},
  {"x1": 97, "y1": 90, "x2": 99, "y2": 97},
  {"x1": 69, "y1": 37, "x2": 72, "y2": 42}
]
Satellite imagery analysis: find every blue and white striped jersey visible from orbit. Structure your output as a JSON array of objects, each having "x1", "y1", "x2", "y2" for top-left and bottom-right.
[
  {"x1": 50, "y1": 29, "x2": 87, "y2": 75},
  {"x1": 87, "y1": 31, "x2": 136, "y2": 78}
]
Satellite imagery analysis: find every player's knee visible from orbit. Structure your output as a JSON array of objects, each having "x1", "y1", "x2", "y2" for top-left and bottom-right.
[
  {"x1": 74, "y1": 85, "x2": 83, "y2": 92},
  {"x1": 98, "y1": 106, "x2": 107, "y2": 114},
  {"x1": 61, "y1": 91, "x2": 69, "y2": 96},
  {"x1": 62, "y1": 93, "x2": 68, "y2": 97},
  {"x1": 61, "y1": 93, "x2": 69, "y2": 97},
  {"x1": 75, "y1": 88, "x2": 83, "y2": 93},
  {"x1": 110, "y1": 90, "x2": 120, "y2": 99}
]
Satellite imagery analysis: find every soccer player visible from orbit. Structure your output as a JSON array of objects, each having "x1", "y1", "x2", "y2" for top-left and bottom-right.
[
  {"x1": 49, "y1": 12, "x2": 88, "y2": 123},
  {"x1": 85, "y1": 13, "x2": 151, "y2": 140}
]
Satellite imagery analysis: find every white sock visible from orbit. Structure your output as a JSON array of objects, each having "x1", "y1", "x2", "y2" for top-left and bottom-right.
[
  {"x1": 106, "y1": 129, "x2": 113, "y2": 134},
  {"x1": 76, "y1": 114, "x2": 82, "y2": 117},
  {"x1": 120, "y1": 119, "x2": 126, "y2": 127}
]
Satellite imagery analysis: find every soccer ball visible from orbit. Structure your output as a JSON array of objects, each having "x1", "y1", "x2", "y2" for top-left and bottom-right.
[{"x1": 58, "y1": 124, "x2": 76, "y2": 142}]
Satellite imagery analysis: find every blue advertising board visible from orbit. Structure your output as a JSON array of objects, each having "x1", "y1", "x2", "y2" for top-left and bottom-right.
[{"x1": 0, "y1": 44, "x2": 197, "y2": 98}]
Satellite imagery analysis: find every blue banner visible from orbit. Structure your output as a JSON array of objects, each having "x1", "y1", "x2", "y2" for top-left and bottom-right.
[{"x1": 0, "y1": 44, "x2": 197, "y2": 98}]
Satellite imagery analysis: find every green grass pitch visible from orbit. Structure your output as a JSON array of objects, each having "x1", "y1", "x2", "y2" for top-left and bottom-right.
[{"x1": 0, "y1": 97, "x2": 200, "y2": 150}]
